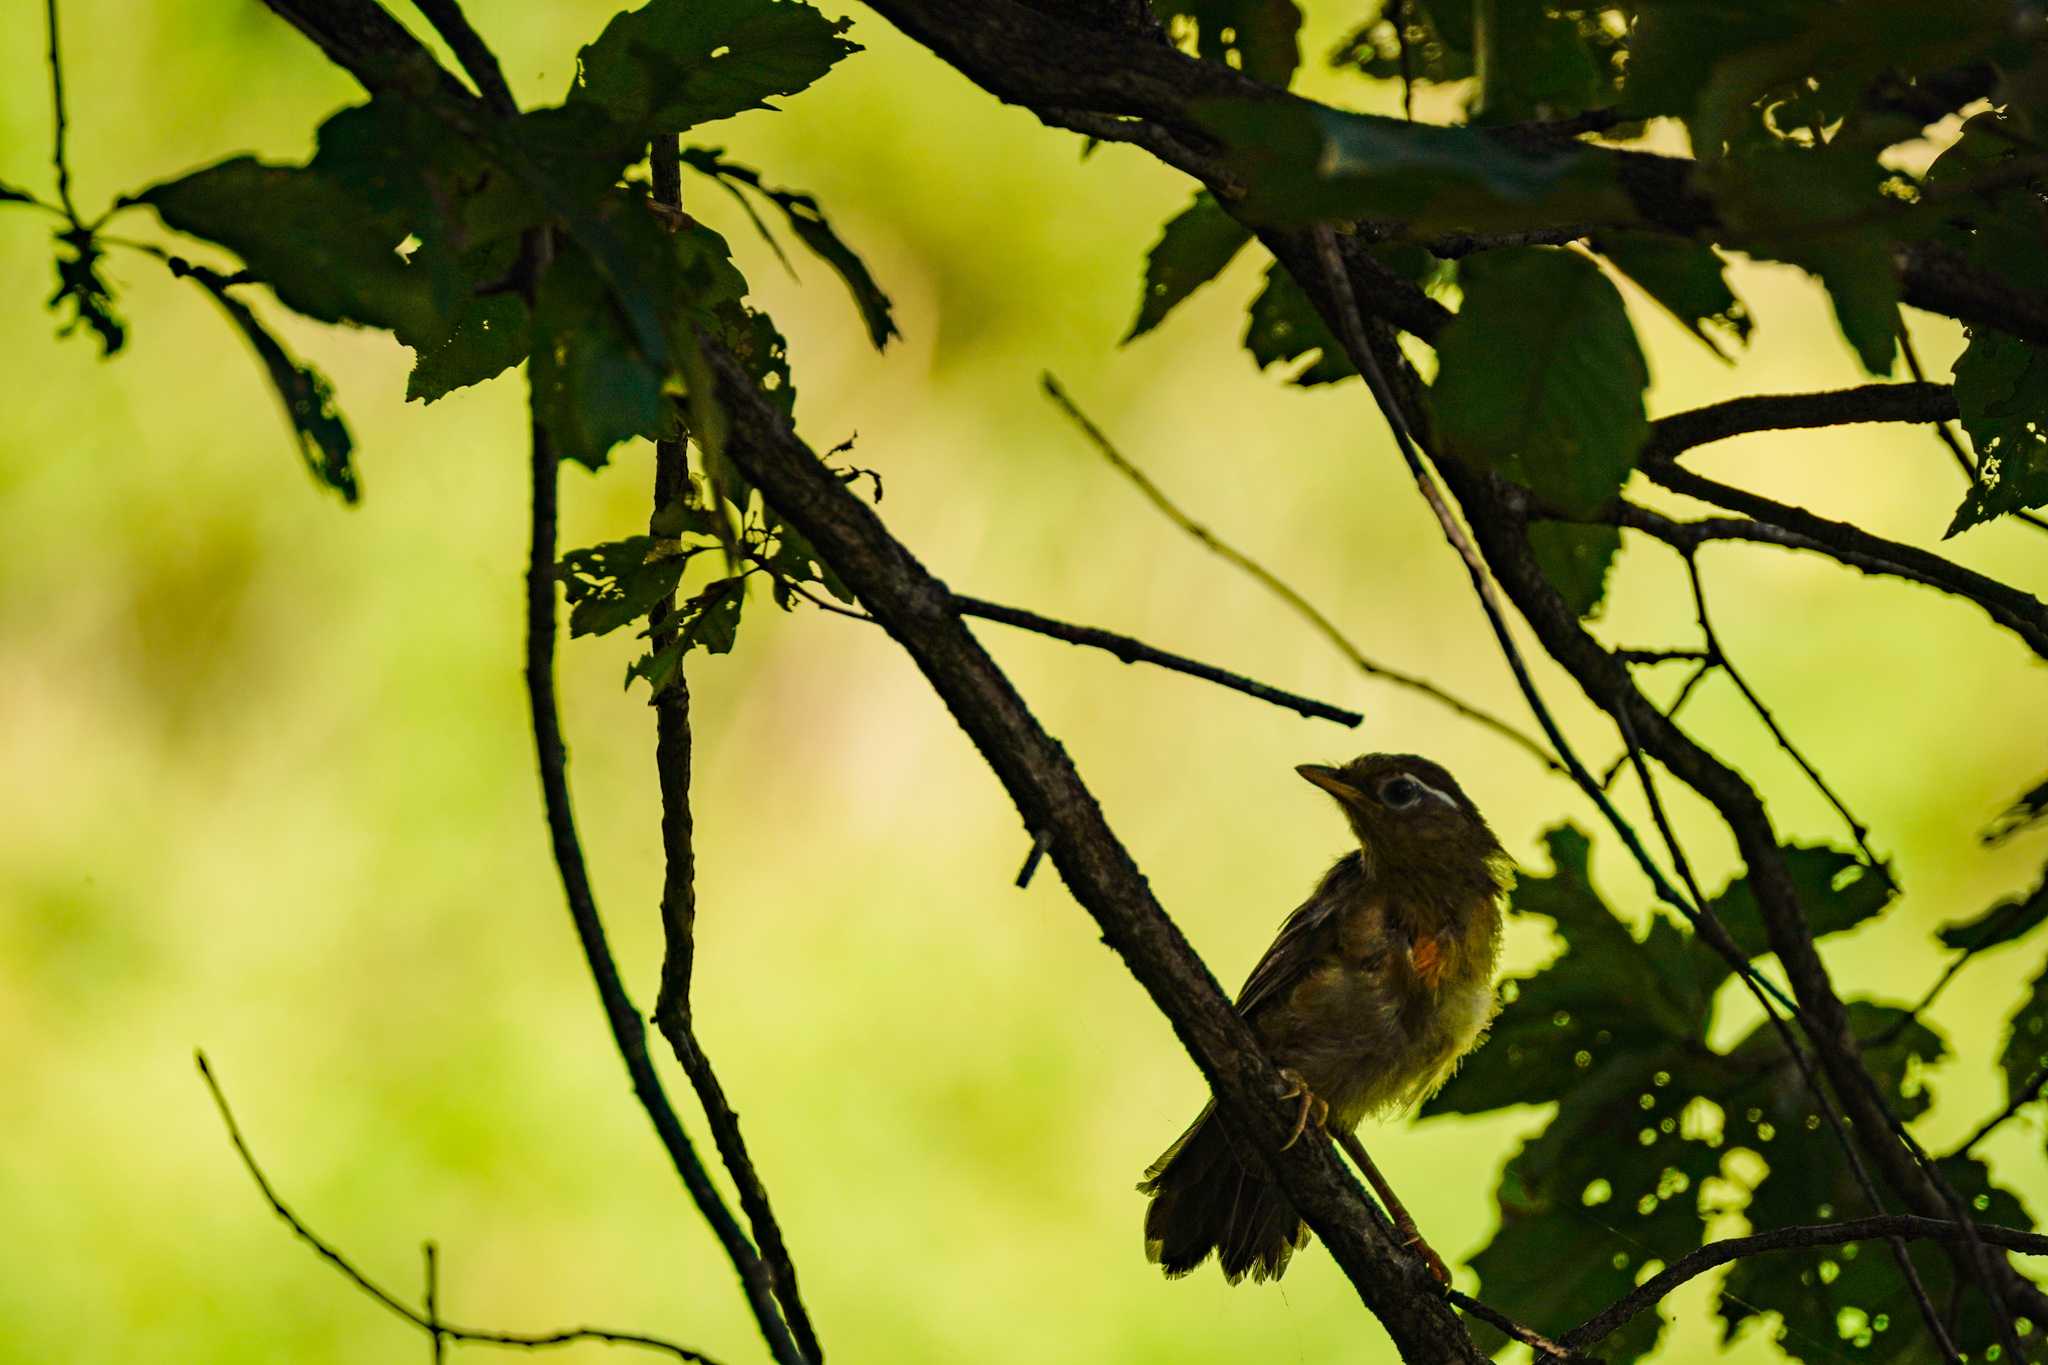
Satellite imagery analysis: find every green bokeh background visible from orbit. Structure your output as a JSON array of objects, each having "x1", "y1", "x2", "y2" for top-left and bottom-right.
[{"x1": 2, "y1": 4, "x2": 2045, "y2": 1361}]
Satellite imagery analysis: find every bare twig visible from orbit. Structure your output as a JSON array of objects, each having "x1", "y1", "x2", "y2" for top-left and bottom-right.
[
  {"x1": 194, "y1": 1053, "x2": 723, "y2": 1364},
  {"x1": 645, "y1": 131, "x2": 824, "y2": 1365},
  {"x1": 1955, "y1": 1063, "x2": 2048, "y2": 1158},
  {"x1": 1442, "y1": 1287, "x2": 1576, "y2": 1362},
  {"x1": 1564, "y1": 1215, "x2": 2048, "y2": 1351},
  {"x1": 1041, "y1": 373, "x2": 1557, "y2": 768},
  {"x1": 44, "y1": 0, "x2": 79, "y2": 226},
  {"x1": 954, "y1": 594, "x2": 1362, "y2": 726},
  {"x1": 424, "y1": 1243, "x2": 445, "y2": 1365},
  {"x1": 1599, "y1": 661, "x2": 1710, "y2": 790}
]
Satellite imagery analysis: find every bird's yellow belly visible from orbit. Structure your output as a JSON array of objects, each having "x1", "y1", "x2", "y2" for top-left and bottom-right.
[{"x1": 1273, "y1": 967, "x2": 1500, "y2": 1127}]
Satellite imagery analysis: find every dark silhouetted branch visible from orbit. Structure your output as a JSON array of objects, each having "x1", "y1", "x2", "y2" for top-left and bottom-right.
[
  {"x1": 1955, "y1": 1064, "x2": 2048, "y2": 1159},
  {"x1": 1565, "y1": 1216, "x2": 2048, "y2": 1351},
  {"x1": 1642, "y1": 384, "x2": 1959, "y2": 462},
  {"x1": 954, "y1": 594, "x2": 1363, "y2": 726},
  {"x1": 195, "y1": 1052, "x2": 723, "y2": 1364}
]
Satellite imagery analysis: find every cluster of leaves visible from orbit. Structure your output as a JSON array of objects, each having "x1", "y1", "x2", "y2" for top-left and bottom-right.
[
  {"x1": 1127, "y1": 0, "x2": 2048, "y2": 618},
  {"x1": 1424, "y1": 823, "x2": 2045, "y2": 1364},
  {"x1": 7, "y1": 0, "x2": 898, "y2": 666}
]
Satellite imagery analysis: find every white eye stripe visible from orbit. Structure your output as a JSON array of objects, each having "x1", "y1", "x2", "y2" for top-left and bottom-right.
[{"x1": 1406, "y1": 775, "x2": 1460, "y2": 810}]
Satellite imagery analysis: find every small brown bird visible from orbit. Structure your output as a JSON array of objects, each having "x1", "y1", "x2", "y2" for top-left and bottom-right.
[{"x1": 1140, "y1": 753, "x2": 1512, "y2": 1283}]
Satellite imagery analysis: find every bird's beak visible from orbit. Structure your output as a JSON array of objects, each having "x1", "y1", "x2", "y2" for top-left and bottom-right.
[{"x1": 1297, "y1": 764, "x2": 1365, "y2": 804}]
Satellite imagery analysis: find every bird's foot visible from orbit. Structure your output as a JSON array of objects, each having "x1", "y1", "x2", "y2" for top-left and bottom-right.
[
  {"x1": 1276, "y1": 1068, "x2": 1330, "y2": 1151},
  {"x1": 1401, "y1": 1226, "x2": 1451, "y2": 1286}
]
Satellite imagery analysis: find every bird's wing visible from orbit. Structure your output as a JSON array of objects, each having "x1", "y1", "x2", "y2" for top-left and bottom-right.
[{"x1": 1233, "y1": 852, "x2": 1364, "y2": 1020}]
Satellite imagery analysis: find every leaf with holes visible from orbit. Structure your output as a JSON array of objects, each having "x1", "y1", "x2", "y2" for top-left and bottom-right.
[
  {"x1": 559, "y1": 536, "x2": 713, "y2": 638},
  {"x1": 1126, "y1": 190, "x2": 1252, "y2": 343},
  {"x1": 571, "y1": 0, "x2": 860, "y2": 133},
  {"x1": 1430, "y1": 247, "x2": 1650, "y2": 515},
  {"x1": 1154, "y1": 0, "x2": 1303, "y2": 87},
  {"x1": 627, "y1": 576, "x2": 749, "y2": 696},
  {"x1": 1948, "y1": 329, "x2": 2048, "y2": 535},
  {"x1": 1243, "y1": 260, "x2": 1353, "y2": 385},
  {"x1": 2001, "y1": 955, "x2": 2048, "y2": 1100}
]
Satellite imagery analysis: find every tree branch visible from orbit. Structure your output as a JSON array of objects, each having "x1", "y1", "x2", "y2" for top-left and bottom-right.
[
  {"x1": 1642, "y1": 383, "x2": 1959, "y2": 462},
  {"x1": 1565, "y1": 1216, "x2": 2048, "y2": 1351},
  {"x1": 194, "y1": 1053, "x2": 723, "y2": 1364},
  {"x1": 696, "y1": 337, "x2": 1482, "y2": 1361}
]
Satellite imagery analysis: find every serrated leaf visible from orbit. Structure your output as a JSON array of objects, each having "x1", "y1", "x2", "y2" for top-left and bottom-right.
[
  {"x1": 571, "y1": 0, "x2": 860, "y2": 133},
  {"x1": 679, "y1": 148, "x2": 895, "y2": 348},
  {"x1": 407, "y1": 291, "x2": 530, "y2": 402},
  {"x1": 1243, "y1": 260, "x2": 1353, "y2": 385},
  {"x1": 1948, "y1": 329, "x2": 2048, "y2": 535},
  {"x1": 1430, "y1": 247, "x2": 1650, "y2": 515},
  {"x1": 1154, "y1": 0, "x2": 1303, "y2": 87},
  {"x1": 1529, "y1": 522, "x2": 1620, "y2": 618},
  {"x1": 177, "y1": 262, "x2": 356, "y2": 502},
  {"x1": 1595, "y1": 231, "x2": 1750, "y2": 359},
  {"x1": 1699, "y1": 845, "x2": 1893, "y2": 977},
  {"x1": 1194, "y1": 98, "x2": 1631, "y2": 230},
  {"x1": 626, "y1": 575, "x2": 748, "y2": 695},
  {"x1": 559, "y1": 535, "x2": 702, "y2": 637},
  {"x1": 530, "y1": 247, "x2": 668, "y2": 471},
  {"x1": 2000, "y1": 958, "x2": 2048, "y2": 1099},
  {"x1": 1125, "y1": 190, "x2": 1252, "y2": 343},
  {"x1": 1938, "y1": 867, "x2": 2048, "y2": 953}
]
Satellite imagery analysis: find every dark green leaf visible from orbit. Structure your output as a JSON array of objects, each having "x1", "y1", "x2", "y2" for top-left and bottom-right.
[
  {"x1": 626, "y1": 575, "x2": 748, "y2": 695},
  {"x1": 2000, "y1": 957, "x2": 2048, "y2": 1099},
  {"x1": 1595, "y1": 231, "x2": 1751, "y2": 359},
  {"x1": 407, "y1": 291, "x2": 530, "y2": 402},
  {"x1": 48, "y1": 230, "x2": 124, "y2": 356},
  {"x1": 1529, "y1": 522, "x2": 1620, "y2": 618},
  {"x1": 1948, "y1": 329, "x2": 2048, "y2": 535},
  {"x1": 1924, "y1": 112, "x2": 2048, "y2": 293},
  {"x1": 571, "y1": 0, "x2": 860, "y2": 133},
  {"x1": 530, "y1": 247, "x2": 668, "y2": 470},
  {"x1": 175, "y1": 262, "x2": 356, "y2": 502},
  {"x1": 1475, "y1": 0, "x2": 1604, "y2": 124},
  {"x1": 1125, "y1": 190, "x2": 1252, "y2": 343},
  {"x1": 1939, "y1": 867, "x2": 2048, "y2": 953},
  {"x1": 1330, "y1": 2, "x2": 1474, "y2": 86},
  {"x1": 1429, "y1": 247, "x2": 1649, "y2": 515},
  {"x1": 1195, "y1": 98, "x2": 1631, "y2": 230},
  {"x1": 1986, "y1": 774, "x2": 2048, "y2": 845},
  {"x1": 0, "y1": 178, "x2": 37, "y2": 204},
  {"x1": 679, "y1": 148, "x2": 896, "y2": 348},
  {"x1": 1154, "y1": 0, "x2": 1303, "y2": 87},
  {"x1": 1243, "y1": 260, "x2": 1353, "y2": 385},
  {"x1": 558, "y1": 536, "x2": 703, "y2": 637},
  {"x1": 1699, "y1": 845, "x2": 1893, "y2": 981}
]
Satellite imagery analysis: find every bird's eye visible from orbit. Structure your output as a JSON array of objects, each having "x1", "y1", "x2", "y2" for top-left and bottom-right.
[{"x1": 1380, "y1": 776, "x2": 1421, "y2": 809}]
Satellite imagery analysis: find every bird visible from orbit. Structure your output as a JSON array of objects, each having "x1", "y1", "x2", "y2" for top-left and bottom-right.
[{"x1": 1139, "y1": 752, "x2": 1512, "y2": 1283}]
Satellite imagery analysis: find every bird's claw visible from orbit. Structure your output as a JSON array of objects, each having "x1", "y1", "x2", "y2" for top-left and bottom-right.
[{"x1": 1276, "y1": 1068, "x2": 1330, "y2": 1151}]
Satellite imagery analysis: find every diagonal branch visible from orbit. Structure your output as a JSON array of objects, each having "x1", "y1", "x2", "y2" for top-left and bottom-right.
[{"x1": 695, "y1": 336, "x2": 1483, "y2": 1362}]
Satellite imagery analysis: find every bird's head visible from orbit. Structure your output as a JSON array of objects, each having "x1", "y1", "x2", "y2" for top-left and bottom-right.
[{"x1": 1297, "y1": 752, "x2": 1505, "y2": 879}]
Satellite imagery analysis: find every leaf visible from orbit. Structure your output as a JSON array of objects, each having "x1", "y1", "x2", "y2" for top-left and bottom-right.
[
  {"x1": 1330, "y1": 2, "x2": 1474, "y2": 86},
  {"x1": 1475, "y1": 0, "x2": 1605, "y2": 124},
  {"x1": 406, "y1": 291, "x2": 531, "y2": 402},
  {"x1": 1429, "y1": 247, "x2": 1650, "y2": 515},
  {"x1": 1154, "y1": 0, "x2": 1303, "y2": 88},
  {"x1": 1194, "y1": 98, "x2": 1631, "y2": 230},
  {"x1": 1698, "y1": 845, "x2": 1894, "y2": 980},
  {"x1": 1947, "y1": 329, "x2": 2048, "y2": 535},
  {"x1": 0, "y1": 178, "x2": 37, "y2": 204},
  {"x1": 1986, "y1": 774, "x2": 2048, "y2": 845},
  {"x1": 626, "y1": 575, "x2": 748, "y2": 696},
  {"x1": 2000, "y1": 957, "x2": 2048, "y2": 1099},
  {"x1": 571, "y1": 0, "x2": 860, "y2": 133},
  {"x1": 48, "y1": 230, "x2": 124, "y2": 356},
  {"x1": 558, "y1": 535, "x2": 703, "y2": 637},
  {"x1": 1594, "y1": 232, "x2": 1751, "y2": 359},
  {"x1": 1529, "y1": 522, "x2": 1620, "y2": 618},
  {"x1": 1125, "y1": 190, "x2": 1252, "y2": 343},
  {"x1": 679, "y1": 148, "x2": 896, "y2": 348},
  {"x1": 1923, "y1": 112, "x2": 2048, "y2": 292},
  {"x1": 1243, "y1": 260, "x2": 1353, "y2": 385},
  {"x1": 529, "y1": 246, "x2": 669, "y2": 470},
  {"x1": 176, "y1": 261, "x2": 356, "y2": 502},
  {"x1": 1938, "y1": 866, "x2": 2048, "y2": 953}
]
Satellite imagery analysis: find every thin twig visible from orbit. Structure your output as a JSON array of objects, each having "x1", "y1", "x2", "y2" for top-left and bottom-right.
[
  {"x1": 1040, "y1": 372, "x2": 1557, "y2": 768},
  {"x1": 1955, "y1": 1063, "x2": 2048, "y2": 1158},
  {"x1": 44, "y1": 0, "x2": 79, "y2": 226},
  {"x1": 523, "y1": 264, "x2": 804, "y2": 1365},
  {"x1": 646, "y1": 131, "x2": 823, "y2": 1365},
  {"x1": 1683, "y1": 552, "x2": 1892, "y2": 886},
  {"x1": 1392, "y1": 0, "x2": 1415, "y2": 123},
  {"x1": 1599, "y1": 661, "x2": 1711, "y2": 790},
  {"x1": 424, "y1": 1243, "x2": 445, "y2": 1365},
  {"x1": 1442, "y1": 1288, "x2": 1576, "y2": 1362},
  {"x1": 1564, "y1": 1215, "x2": 2048, "y2": 1351},
  {"x1": 954, "y1": 594, "x2": 1363, "y2": 726},
  {"x1": 194, "y1": 1052, "x2": 724, "y2": 1364}
]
